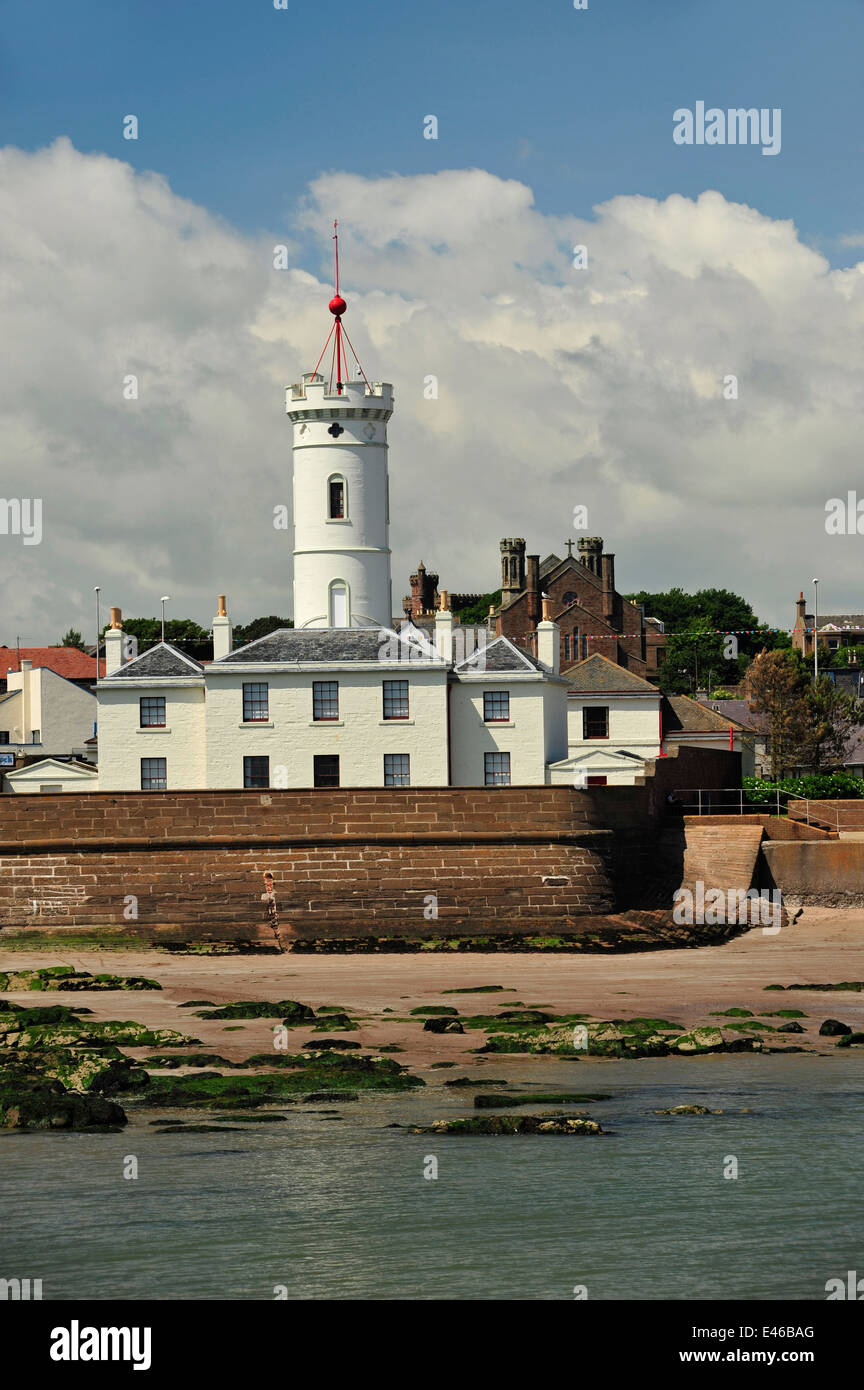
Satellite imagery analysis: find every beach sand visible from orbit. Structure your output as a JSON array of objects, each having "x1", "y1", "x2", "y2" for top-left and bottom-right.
[{"x1": 3, "y1": 906, "x2": 864, "y2": 1073}]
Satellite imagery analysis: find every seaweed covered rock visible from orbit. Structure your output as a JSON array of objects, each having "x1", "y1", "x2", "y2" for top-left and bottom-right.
[
  {"x1": 819, "y1": 1019, "x2": 852, "y2": 1037},
  {"x1": 0, "y1": 1018, "x2": 198, "y2": 1050},
  {"x1": 195, "y1": 999, "x2": 315, "y2": 1023},
  {"x1": 0, "y1": 1003, "x2": 91, "y2": 1025},
  {"x1": 654, "y1": 1104, "x2": 715, "y2": 1116},
  {"x1": 479, "y1": 1016, "x2": 758, "y2": 1059},
  {"x1": 835, "y1": 1032, "x2": 864, "y2": 1047},
  {"x1": 139, "y1": 1051, "x2": 424, "y2": 1107},
  {"x1": 0, "y1": 1076, "x2": 127, "y2": 1130},
  {"x1": 414, "y1": 1112, "x2": 603, "y2": 1136},
  {"x1": 0, "y1": 967, "x2": 160, "y2": 992},
  {"x1": 312, "y1": 1013, "x2": 357, "y2": 1031},
  {"x1": 142, "y1": 1052, "x2": 235, "y2": 1069},
  {"x1": 423, "y1": 1017, "x2": 465, "y2": 1034},
  {"x1": 474, "y1": 1092, "x2": 608, "y2": 1109},
  {"x1": 1, "y1": 1048, "x2": 148, "y2": 1095}
]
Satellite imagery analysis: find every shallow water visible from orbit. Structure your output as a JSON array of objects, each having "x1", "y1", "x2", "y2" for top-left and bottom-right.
[{"x1": 2, "y1": 1053, "x2": 863, "y2": 1300}]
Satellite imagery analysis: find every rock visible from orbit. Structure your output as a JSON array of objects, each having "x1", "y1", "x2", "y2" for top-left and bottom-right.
[
  {"x1": 0, "y1": 968, "x2": 160, "y2": 992},
  {"x1": 654, "y1": 1104, "x2": 714, "y2": 1116},
  {"x1": 196, "y1": 999, "x2": 316, "y2": 1023},
  {"x1": 776, "y1": 1021, "x2": 805, "y2": 1034},
  {"x1": 588, "y1": 1024, "x2": 625, "y2": 1044},
  {"x1": 301, "y1": 1091, "x2": 358, "y2": 1103},
  {"x1": 423, "y1": 1017, "x2": 465, "y2": 1034},
  {"x1": 819, "y1": 1019, "x2": 852, "y2": 1036},
  {"x1": 444, "y1": 1077, "x2": 509, "y2": 1087},
  {"x1": 409, "y1": 1006, "x2": 459, "y2": 1016},
  {"x1": 474, "y1": 1091, "x2": 608, "y2": 1109},
  {"x1": 301, "y1": 1039, "x2": 360, "y2": 1051},
  {"x1": 835, "y1": 1032, "x2": 864, "y2": 1048},
  {"x1": 0, "y1": 1080, "x2": 127, "y2": 1130},
  {"x1": 494, "y1": 1009, "x2": 554, "y2": 1024},
  {"x1": 413, "y1": 1112, "x2": 603, "y2": 1136},
  {"x1": 673, "y1": 1028, "x2": 726, "y2": 1053}
]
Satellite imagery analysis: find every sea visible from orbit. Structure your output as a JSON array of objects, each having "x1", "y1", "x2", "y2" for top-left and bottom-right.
[{"x1": 2, "y1": 1053, "x2": 862, "y2": 1301}]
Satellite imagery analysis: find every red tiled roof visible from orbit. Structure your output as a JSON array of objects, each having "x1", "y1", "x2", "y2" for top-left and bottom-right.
[{"x1": 0, "y1": 647, "x2": 103, "y2": 679}]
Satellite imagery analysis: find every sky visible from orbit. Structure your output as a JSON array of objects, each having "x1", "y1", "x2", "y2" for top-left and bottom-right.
[{"x1": 2, "y1": 0, "x2": 864, "y2": 641}]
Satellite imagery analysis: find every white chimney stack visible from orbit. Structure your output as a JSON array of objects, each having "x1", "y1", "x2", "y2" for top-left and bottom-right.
[
  {"x1": 104, "y1": 608, "x2": 125, "y2": 675},
  {"x1": 434, "y1": 595, "x2": 453, "y2": 663},
  {"x1": 536, "y1": 597, "x2": 560, "y2": 675},
  {"x1": 213, "y1": 594, "x2": 233, "y2": 660}
]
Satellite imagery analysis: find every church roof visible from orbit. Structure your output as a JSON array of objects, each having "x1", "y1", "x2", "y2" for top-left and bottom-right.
[
  {"x1": 215, "y1": 627, "x2": 442, "y2": 665},
  {"x1": 107, "y1": 642, "x2": 204, "y2": 679},
  {"x1": 539, "y1": 553, "x2": 562, "y2": 576},
  {"x1": 566, "y1": 653, "x2": 658, "y2": 694}
]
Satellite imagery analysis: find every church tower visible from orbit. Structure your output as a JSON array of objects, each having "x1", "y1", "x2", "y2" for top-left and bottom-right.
[{"x1": 286, "y1": 223, "x2": 394, "y2": 629}]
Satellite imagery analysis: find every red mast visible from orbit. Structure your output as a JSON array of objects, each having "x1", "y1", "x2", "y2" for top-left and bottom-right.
[{"x1": 310, "y1": 220, "x2": 372, "y2": 396}]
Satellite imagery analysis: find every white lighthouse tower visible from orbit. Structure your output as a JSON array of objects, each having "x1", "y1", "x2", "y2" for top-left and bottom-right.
[{"x1": 286, "y1": 223, "x2": 394, "y2": 629}]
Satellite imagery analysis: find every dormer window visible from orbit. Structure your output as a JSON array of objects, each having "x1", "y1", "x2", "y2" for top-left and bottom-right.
[{"x1": 328, "y1": 475, "x2": 346, "y2": 520}]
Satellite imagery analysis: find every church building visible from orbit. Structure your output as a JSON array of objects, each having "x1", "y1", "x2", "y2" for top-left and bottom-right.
[{"x1": 96, "y1": 235, "x2": 571, "y2": 791}]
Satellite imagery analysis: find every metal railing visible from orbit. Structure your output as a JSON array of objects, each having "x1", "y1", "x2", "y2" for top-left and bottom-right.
[{"x1": 670, "y1": 787, "x2": 848, "y2": 831}]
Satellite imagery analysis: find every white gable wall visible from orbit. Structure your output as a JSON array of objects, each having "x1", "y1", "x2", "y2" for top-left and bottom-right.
[
  {"x1": 567, "y1": 693, "x2": 661, "y2": 758},
  {"x1": 450, "y1": 676, "x2": 550, "y2": 786},
  {"x1": 3, "y1": 667, "x2": 95, "y2": 754},
  {"x1": 97, "y1": 684, "x2": 207, "y2": 791}
]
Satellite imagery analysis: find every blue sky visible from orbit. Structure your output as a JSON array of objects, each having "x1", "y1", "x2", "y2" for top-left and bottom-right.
[
  {"x1": 4, "y1": 0, "x2": 863, "y2": 267},
  {"x1": 2, "y1": 0, "x2": 864, "y2": 637}
]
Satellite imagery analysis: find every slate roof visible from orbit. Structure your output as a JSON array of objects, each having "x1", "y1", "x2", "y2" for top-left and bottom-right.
[
  {"x1": 662, "y1": 694, "x2": 746, "y2": 733},
  {"x1": 216, "y1": 627, "x2": 442, "y2": 665},
  {"x1": 695, "y1": 698, "x2": 767, "y2": 733},
  {"x1": 566, "y1": 653, "x2": 658, "y2": 694},
  {"x1": 107, "y1": 642, "x2": 204, "y2": 679},
  {"x1": 453, "y1": 635, "x2": 551, "y2": 675},
  {"x1": 818, "y1": 615, "x2": 864, "y2": 629}
]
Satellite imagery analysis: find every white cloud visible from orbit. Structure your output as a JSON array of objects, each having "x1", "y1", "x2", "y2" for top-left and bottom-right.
[{"x1": 1, "y1": 139, "x2": 863, "y2": 642}]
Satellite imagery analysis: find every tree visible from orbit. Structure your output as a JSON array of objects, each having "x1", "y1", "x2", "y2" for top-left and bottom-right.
[
  {"x1": 233, "y1": 616, "x2": 293, "y2": 646},
  {"x1": 657, "y1": 616, "x2": 743, "y2": 695},
  {"x1": 59, "y1": 628, "x2": 84, "y2": 649},
  {"x1": 826, "y1": 643, "x2": 864, "y2": 669},
  {"x1": 452, "y1": 591, "x2": 500, "y2": 625},
  {"x1": 104, "y1": 617, "x2": 210, "y2": 654},
  {"x1": 626, "y1": 586, "x2": 790, "y2": 662},
  {"x1": 748, "y1": 650, "x2": 813, "y2": 779},
  {"x1": 800, "y1": 676, "x2": 864, "y2": 772}
]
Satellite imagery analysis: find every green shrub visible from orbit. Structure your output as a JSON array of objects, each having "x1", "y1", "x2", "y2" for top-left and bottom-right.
[{"x1": 742, "y1": 773, "x2": 864, "y2": 802}]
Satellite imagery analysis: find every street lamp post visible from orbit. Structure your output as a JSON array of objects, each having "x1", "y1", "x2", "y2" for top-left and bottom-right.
[
  {"x1": 160, "y1": 596, "x2": 170, "y2": 645},
  {"x1": 813, "y1": 578, "x2": 819, "y2": 682},
  {"x1": 94, "y1": 586, "x2": 101, "y2": 679}
]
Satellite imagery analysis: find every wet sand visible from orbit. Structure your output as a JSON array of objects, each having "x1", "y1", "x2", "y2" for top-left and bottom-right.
[{"x1": 3, "y1": 906, "x2": 864, "y2": 1072}]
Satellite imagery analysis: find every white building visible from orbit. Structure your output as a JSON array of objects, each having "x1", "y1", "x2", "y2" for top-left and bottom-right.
[
  {"x1": 0, "y1": 659, "x2": 97, "y2": 792},
  {"x1": 96, "y1": 274, "x2": 570, "y2": 791},
  {"x1": 548, "y1": 653, "x2": 752, "y2": 786}
]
